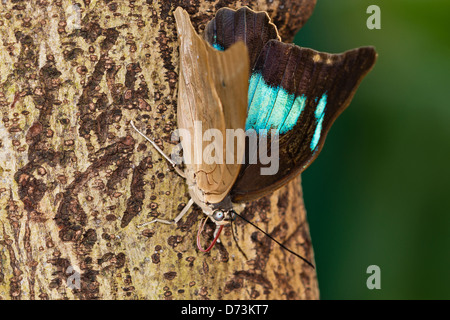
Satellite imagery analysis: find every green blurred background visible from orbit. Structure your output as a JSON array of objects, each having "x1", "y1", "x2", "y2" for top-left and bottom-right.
[{"x1": 294, "y1": 0, "x2": 450, "y2": 299}]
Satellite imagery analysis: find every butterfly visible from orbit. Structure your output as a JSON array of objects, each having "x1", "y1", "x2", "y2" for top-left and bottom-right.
[{"x1": 131, "y1": 7, "x2": 377, "y2": 265}]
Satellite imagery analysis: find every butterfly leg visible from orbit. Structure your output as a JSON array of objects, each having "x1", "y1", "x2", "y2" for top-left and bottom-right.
[
  {"x1": 130, "y1": 120, "x2": 185, "y2": 178},
  {"x1": 137, "y1": 198, "x2": 194, "y2": 227}
]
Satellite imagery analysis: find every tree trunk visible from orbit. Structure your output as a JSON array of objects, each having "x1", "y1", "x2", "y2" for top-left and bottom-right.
[{"x1": 0, "y1": 0, "x2": 318, "y2": 300}]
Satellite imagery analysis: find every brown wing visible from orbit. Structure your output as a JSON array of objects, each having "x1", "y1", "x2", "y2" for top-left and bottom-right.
[
  {"x1": 204, "y1": 6, "x2": 280, "y2": 69},
  {"x1": 174, "y1": 7, "x2": 249, "y2": 204}
]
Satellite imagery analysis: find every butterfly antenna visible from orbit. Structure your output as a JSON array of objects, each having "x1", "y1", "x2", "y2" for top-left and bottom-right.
[{"x1": 234, "y1": 212, "x2": 315, "y2": 269}]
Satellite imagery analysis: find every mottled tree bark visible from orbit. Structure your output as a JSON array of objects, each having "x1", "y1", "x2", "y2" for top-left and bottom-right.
[{"x1": 0, "y1": 0, "x2": 318, "y2": 300}]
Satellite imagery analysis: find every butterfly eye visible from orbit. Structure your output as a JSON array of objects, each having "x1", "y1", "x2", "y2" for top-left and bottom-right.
[{"x1": 212, "y1": 210, "x2": 225, "y2": 221}]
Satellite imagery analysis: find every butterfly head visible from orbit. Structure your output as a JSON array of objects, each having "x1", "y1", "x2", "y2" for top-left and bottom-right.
[
  {"x1": 210, "y1": 208, "x2": 237, "y2": 226},
  {"x1": 197, "y1": 207, "x2": 237, "y2": 252}
]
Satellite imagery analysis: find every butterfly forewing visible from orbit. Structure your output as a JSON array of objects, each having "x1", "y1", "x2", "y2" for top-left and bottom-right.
[{"x1": 174, "y1": 7, "x2": 249, "y2": 205}]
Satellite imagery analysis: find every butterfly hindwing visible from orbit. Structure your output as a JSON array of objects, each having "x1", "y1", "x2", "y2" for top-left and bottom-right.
[
  {"x1": 231, "y1": 40, "x2": 377, "y2": 202},
  {"x1": 203, "y1": 7, "x2": 377, "y2": 203}
]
